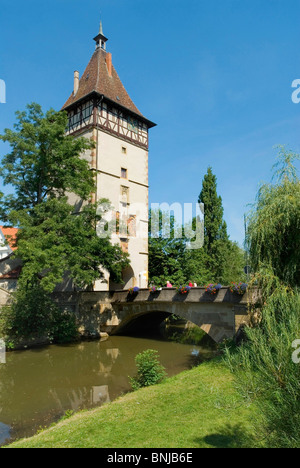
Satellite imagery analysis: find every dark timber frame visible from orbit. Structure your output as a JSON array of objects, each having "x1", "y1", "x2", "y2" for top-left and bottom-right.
[{"x1": 64, "y1": 92, "x2": 155, "y2": 151}]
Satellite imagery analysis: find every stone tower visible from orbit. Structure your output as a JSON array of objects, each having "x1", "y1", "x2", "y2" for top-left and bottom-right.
[{"x1": 62, "y1": 22, "x2": 156, "y2": 291}]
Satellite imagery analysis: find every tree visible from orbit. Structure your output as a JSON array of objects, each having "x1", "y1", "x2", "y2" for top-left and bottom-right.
[
  {"x1": 225, "y1": 289, "x2": 300, "y2": 448},
  {"x1": 225, "y1": 148, "x2": 300, "y2": 448},
  {"x1": 183, "y1": 236, "x2": 245, "y2": 286},
  {"x1": 198, "y1": 167, "x2": 228, "y2": 252},
  {"x1": 13, "y1": 197, "x2": 128, "y2": 292},
  {"x1": 148, "y1": 172, "x2": 246, "y2": 287},
  {"x1": 198, "y1": 167, "x2": 229, "y2": 281},
  {"x1": 221, "y1": 241, "x2": 245, "y2": 285},
  {"x1": 183, "y1": 247, "x2": 211, "y2": 286},
  {"x1": 0, "y1": 103, "x2": 95, "y2": 217},
  {"x1": 247, "y1": 146, "x2": 300, "y2": 286},
  {"x1": 148, "y1": 209, "x2": 187, "y2": 286},
  {"x1": 0, "y1": 103, "x2": 129, "y2": 292},
  {"x1": 196, "y1": 167, "x2": 245, "y2": 284}
]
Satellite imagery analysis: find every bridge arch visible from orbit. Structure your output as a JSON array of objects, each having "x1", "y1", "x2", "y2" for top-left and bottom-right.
[
  {"x1": 111, "y1": 301, "x2": 237, "y2": 343},
  {"x1": 53, "y1": 287, "x2": 252, "y2": 343},
  {"x1": 112, "y1": 310, "x2": 171, "y2": 335}
]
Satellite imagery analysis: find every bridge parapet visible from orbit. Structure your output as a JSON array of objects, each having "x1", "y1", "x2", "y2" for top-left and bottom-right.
[
  {"x1": 52, "y1": 287, "x2": 260, "y2": 343},
  {"x1": 110, "y1": 287, "x2": 256, "y2": 305}
]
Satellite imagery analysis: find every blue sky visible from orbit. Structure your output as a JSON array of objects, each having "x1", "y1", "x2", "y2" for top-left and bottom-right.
[{"x1": 0, "y1": 0, "x2": 299, "y2": 246}]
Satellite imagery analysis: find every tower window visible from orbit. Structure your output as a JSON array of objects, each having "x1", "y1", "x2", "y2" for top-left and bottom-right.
[
  {"x1": 122, "y1": 147, "x2": 127, "y2": 154},
  {"x1": 121, "y1": 186, "x2": 129, "y2": 204},
  {"x1": 120, "y1": 239, "x2": 129, "y2": 253},
  {"x1": 121, "y1": 168, "x2": 128, "y2": 179}
]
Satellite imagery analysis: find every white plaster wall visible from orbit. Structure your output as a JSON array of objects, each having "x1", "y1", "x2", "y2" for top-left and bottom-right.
[{"x1": 95, "y1": 129, "x2": 149, "y2": 290}]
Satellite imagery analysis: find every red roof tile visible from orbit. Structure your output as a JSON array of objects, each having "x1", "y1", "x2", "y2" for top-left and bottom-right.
[
  {"x1": 62, "y1": 48, "x2": 144, "y2": 118},
  {"x1": 0, "y1": 226, "x2": 18, "y2": 251}
]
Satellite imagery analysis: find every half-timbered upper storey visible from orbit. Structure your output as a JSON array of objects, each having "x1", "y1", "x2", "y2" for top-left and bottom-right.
[{"x1": 62, "y1": 23, "x2": 156, "y2": 150}]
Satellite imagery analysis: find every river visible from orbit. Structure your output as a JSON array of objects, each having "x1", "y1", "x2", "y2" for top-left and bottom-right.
[{"x1": 0, "y1": 331, "x2": 216, "y2": 446}]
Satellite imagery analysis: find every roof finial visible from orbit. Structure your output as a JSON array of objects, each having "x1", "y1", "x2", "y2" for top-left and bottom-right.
[
  {"x1": 93, "y1": 19, "x2": 108, "y2": 50},
  {"x1": 99, "y1": 20, "x2": 104, "y2": 36}
]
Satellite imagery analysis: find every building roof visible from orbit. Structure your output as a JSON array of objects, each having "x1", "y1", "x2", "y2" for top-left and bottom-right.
[
  {"x1": 0, "y1": 226, "x2": 18, "y2": 251},
  {"x1": 0, "y1": 265, "x2": 22, "y2": 279},
  {"x1": 62, "y1": 47, "x2": 145, "y2": 119}
]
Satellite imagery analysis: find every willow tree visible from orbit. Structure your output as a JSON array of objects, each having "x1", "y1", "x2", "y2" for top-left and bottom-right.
[
  {"x1": 247, "y1": 146, "x2": 300, "y2": 286},
  {"x1": 225, "y1": 288, "x2": 300, "y2": 448},
  {"x1": 225, "y1": 147, "x2": 300, "y2": 448}
]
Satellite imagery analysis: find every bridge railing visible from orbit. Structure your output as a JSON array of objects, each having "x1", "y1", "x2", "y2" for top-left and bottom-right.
[{"x1": 109, "y1": 286, "x2": 260, "y2": 305}]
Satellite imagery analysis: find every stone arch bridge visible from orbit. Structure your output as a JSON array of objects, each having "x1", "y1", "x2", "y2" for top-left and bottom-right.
[{"x1": 53, "y1": 287, "x2": 258, "y2": 343}]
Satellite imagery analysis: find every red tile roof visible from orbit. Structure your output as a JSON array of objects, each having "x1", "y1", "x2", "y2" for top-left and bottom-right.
[
  {"x1": 0, "y1": 226, "x2": 18, "y2": 251},
  {"x1": 62, "y1": 48, "x2": 144, "y2": 118}
]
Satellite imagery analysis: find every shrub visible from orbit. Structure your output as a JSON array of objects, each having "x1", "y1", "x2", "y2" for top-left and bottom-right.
[
  {"x1": 49, "y1": 307, "x2": 79, "y2": 344},
  {"x1": 130, "y1": 349, "x2": 167, "y2": 391},
  {"x1": 0, "y1": 285, "x2": 79, "y2": 345}
]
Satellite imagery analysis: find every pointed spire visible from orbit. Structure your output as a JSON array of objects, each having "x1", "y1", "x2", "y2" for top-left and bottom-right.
[
  {"x1": 99, "y1": 20, "x2": 104, "y2": 36},
  {"x1": 94, "y1": 19, "x2": 108, "y2": 50}
]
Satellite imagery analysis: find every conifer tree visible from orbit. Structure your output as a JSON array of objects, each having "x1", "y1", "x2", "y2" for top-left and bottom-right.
[
  {"x1": 198, "y1": 167, "x2": 228, "y2": 253},
  {"x1": 197, "y1": 167, "x2": 231, "y2": 281}
]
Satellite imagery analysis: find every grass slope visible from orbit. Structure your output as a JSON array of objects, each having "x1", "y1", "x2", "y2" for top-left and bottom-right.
[{"x1": 6, "y1": 359, "x2": 262, "y2": 448}]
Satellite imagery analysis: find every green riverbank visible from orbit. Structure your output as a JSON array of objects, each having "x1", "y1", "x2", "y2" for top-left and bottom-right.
[{"x1": 5, "y1": 358, "x2": 263, "y2": 448}]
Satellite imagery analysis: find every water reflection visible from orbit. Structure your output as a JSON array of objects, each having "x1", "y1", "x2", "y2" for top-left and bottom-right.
[
  {"x1": 92, "y1": 386, "x2": 110, "y2": 405},
  {"x1": 0, "y1": 334, "x2": 214, "y2": 445},
  {"x1": 0, "y1": 422, "x2": 10, "y2": 445}
]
